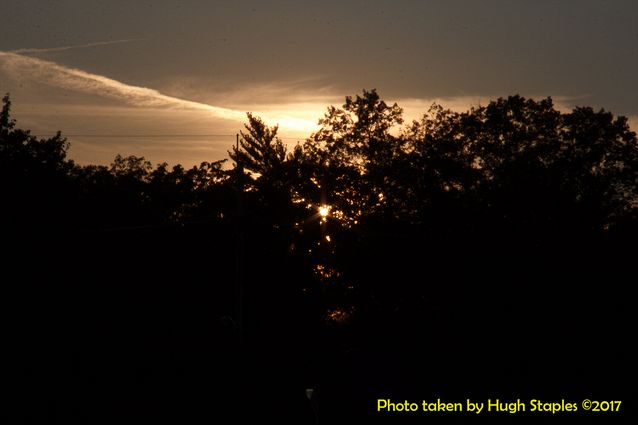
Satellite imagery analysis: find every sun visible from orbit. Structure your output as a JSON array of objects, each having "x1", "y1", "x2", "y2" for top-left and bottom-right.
[{"x1": 319, "y1": 205, "x2": 330, "y2": 218}]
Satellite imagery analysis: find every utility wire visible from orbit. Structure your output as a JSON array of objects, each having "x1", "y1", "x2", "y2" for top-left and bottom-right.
[
  {"x1": 46, "y1": 134, "x2": 237, "y2": 138},
  {"x1": 32, "y1": 134, "x2": 306, "y2": 140}
]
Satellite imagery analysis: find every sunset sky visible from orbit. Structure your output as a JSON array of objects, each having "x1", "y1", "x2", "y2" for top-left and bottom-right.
[{"x1": 1, "y1": 0, "x2": 637, "y2": 166}]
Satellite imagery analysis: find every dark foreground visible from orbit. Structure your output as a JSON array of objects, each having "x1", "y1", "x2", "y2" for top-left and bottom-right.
[{"x1": 2, "y1": 223, "x2": 633, "y2": 425}]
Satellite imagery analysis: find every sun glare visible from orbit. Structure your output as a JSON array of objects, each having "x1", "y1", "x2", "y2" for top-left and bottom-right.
[
  {"x1": 259, "y1": 103, "x2": 328, "y2": 136},
  {"x1": 275, "y1": 116, "x2": 318, "y2": 135},
  {"x1": 319, "y1": 205, "x2": 330, "y2": 218}
]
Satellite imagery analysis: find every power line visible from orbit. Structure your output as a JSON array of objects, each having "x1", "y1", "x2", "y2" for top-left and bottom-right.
[
  {"x1": 34, "y1": 134, "x2": 236, "y2": 138},
  {"x1": 32, "y1": 134, "x2": 306, "y2": 140}
]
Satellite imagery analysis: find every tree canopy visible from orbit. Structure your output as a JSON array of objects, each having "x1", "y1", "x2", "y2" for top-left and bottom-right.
[
  {"x1": 3, "y1": 88, "x2": 636, "y2": 273},
  {"x1": 3, "y1": 90, "x2": 635, "y2": 423}
]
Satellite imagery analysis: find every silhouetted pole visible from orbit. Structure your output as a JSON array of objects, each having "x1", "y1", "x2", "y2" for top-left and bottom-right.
[{"x1": 234, "y1": 133, "x2": 246, "y2": 344}]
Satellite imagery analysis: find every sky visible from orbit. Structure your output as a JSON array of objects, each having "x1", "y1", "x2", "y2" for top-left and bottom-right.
[{"x1": 1, "y1": 0, "x2": 637, "y2": 166}]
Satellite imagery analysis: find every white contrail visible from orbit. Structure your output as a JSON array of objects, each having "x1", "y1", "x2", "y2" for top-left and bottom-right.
[
  {"x1": 0, "y1": 51, "x2": 246, "y2": 121},
  {"x1": 10, "y1": 39, "x2": 147, "y2": 54}
]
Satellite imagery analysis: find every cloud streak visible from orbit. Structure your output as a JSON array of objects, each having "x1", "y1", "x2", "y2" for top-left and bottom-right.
[
  {"x1": 0, "y1": 50, "x2": 323, "y2": 134},
  {"x1": 0, "y1": 51, "x2": 248, "y2": 121},
  {"x1": 9, "y1": 39, "x2": 147, "y2": 54}
]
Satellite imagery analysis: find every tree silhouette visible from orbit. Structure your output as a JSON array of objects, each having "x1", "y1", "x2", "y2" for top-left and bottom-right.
[
  {"x1": 229, "y1": 112, "x2": 287, "y2": 179},
  {"x1": 1, "y1": 91, "x2": 635, "y2": 424},
  {"x1": 1, "y1": 93, "x2": 76, "y2": 233},
  {"x1": 299, "y1": 89, "x2": 405, "y2": 224}
]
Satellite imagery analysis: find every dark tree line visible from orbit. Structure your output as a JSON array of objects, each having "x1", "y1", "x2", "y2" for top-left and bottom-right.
[
  {"x1": 2, "y1": 91, "x2": 635, "y2": 423},
  {"x1": 4, "y1": 90, "x2": 636, "y2": 261}
]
